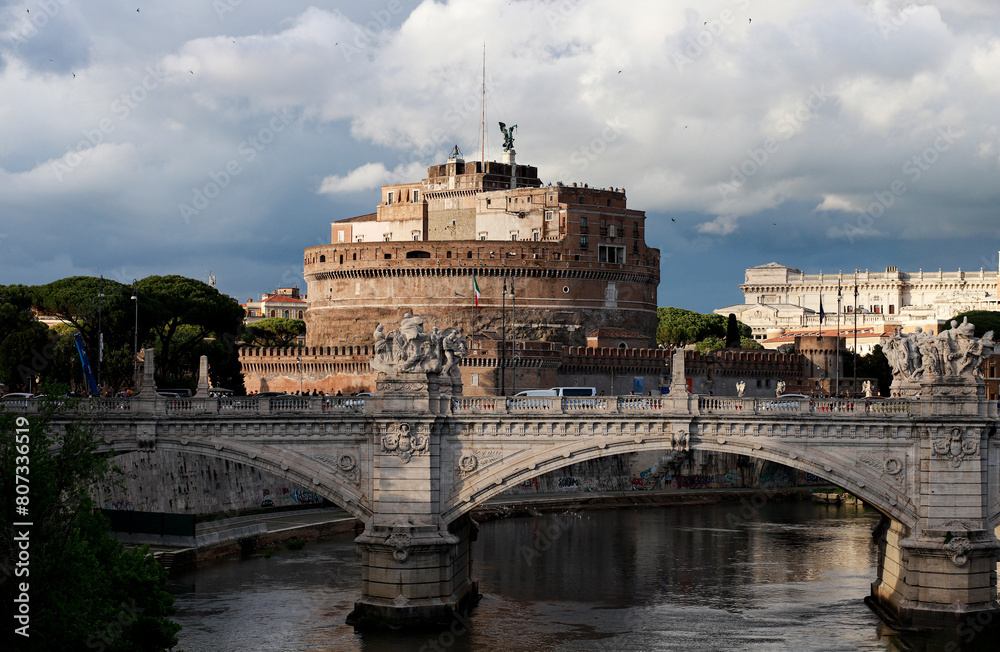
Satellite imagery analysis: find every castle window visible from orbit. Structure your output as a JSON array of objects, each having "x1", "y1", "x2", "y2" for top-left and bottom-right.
[
  {"x1": 446, "y1": 251, "x2": 452, "y2": 258},
  {"x1": 479, "y1": 232, "x2": 488, "y2": 241},
  {"x1": 270, "y1": 310, "x2": 276, "y2": 317},
  {"x1": 339, "y1": 255, "x2": 344, "y2": 264},
  {"x1": 532, "y1": 229, "x2": 540, "y2": 241},
  {"x1": 297, "y1": 310, "x2": 303, "y2": 319},
  {"x1": 467, "y1": 252, "x2": 472, "y2": 259},
  {"x1": 353, "y1": 253, "x2": 357, "y2": 260},
  {"x1": 405, "y1": 250, "x2": 431, "y2": 259},
  {"x1": 283, "y1": 310, "x2": 290, "y2": 318},
  {"x1": 338, "y1": 231, "x2": 344, "y2": 242},
  {"x1": 412, "y1": 231, "x2": 421, "y2": 241},
  {"x1": 580, "y1": 235, "x2": 588, "y2": 249},
  {"x1": 384, "y1": 233, "x2": 391, "y2": 242},
  {"x1": 598, "y1": 244, "x2": 625, "y2": 263},
  {"x1": 563, "y1": 286, "x2": 570, "y2": 293},
  {"x1": 319, "y1": 255, "x2": 326, "y2": 262},
  {"x1": 386, "y1": 191, "x2": 394, "y2": 205},
  {"x1": 608, "y1": 224, "x2": 616, "y2": 238},
  {"x1": 578, "y1": 197, "x2": 584, "y2": 204},
  {"x1": 356, "y1": 235, "x2": 364, "y2": 242},
  {"x1": 580, "y1": 216, "x2": 587, "y2": 228},
  {"x1": 510, "y1": 233, "x2": 518, "y2": 241},
  {"x1": 545, "y1": 210, "x2": 554, "y2": 221},
  {"x1": 412, "y1": 190, "x2": 420, "y2": 202},
  {"x1": 384, "y1": 253, "x2": 391, "y2": 259}
]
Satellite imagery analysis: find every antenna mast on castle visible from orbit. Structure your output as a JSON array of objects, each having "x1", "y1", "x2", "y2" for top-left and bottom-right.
[{"x1": 481, "y1": 43, "x2": 486, "y2": 164}]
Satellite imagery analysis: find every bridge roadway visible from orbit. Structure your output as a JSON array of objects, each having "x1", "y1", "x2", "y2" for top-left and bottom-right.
[{"x1": 7, "y1": 378, "x2": 1000, "y2": 632}]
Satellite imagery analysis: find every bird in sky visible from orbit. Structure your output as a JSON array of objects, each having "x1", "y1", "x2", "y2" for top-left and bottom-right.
[{"x1": 671, "y1": 217, "x2": 676, "y2": 222}]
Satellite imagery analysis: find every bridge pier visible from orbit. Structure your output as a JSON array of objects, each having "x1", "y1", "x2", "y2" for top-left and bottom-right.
[
  {"x1": 347, "y1": 517, "x2": 480, "y2": 629},
  {"x1": 347, "y1": 364, "x2": 481, "y2": 629},
  {"x1": 870, "y1": 517, "x2": 1000, "y2": 630},
  {"x1": 867, "y1": 404, "x2": 1000, "y2": 631}
]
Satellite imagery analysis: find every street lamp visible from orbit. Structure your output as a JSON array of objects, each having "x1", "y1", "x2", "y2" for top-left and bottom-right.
[
  {"x1": 131, "y1": 280, "x2": 138, "y2": 393},
  {"x1": 97, "y1": 275, "x2": 104, "y2": 394},
  {"x1": 500, "y1": 277, "x2": 507, "y2": 396}
]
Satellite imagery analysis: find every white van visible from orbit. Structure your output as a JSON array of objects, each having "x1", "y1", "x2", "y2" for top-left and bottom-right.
[{"x1": 514, "y1": 387, "x2": 597, "y2": 397}]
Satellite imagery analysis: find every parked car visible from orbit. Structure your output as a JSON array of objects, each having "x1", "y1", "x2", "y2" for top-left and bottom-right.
[
  {"x1": 1, "y1": 393, "x2": 35, "y2": 401},
  {"x1": 761, "y1": 394, "x2": 811, "y2": 410}
]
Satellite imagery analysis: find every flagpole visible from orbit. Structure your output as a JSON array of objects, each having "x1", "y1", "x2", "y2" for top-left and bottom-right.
[
  {"x1": 501, "y1": 276, "x2": 507, "y2": 396},
  {"x1": 511, "y1": 277, "x2": 517, "y2": 396},
  {"x1": 836, "y1": 278, "x2": 841, "y2": 399},
  {"x1": 853, "y1": 271, "x2": 858, "y2": 396}
]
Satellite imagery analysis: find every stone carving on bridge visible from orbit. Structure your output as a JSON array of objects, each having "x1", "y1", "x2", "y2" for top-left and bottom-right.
[
  {"x1": 371, "y1": 314, "x2": 468, "y2": 377},
  {"x1": 386, "y1": 532, "x2": 412, "y2": 562},
  {"x1": 380, "y1": 422, "x2": 428, "y2": 463},
  {"x1": 314, "y1": 453, "x2": 360, "y2": 484},
  {"x1": 736, "y1": 381, "x2": 746, "y2": 398},
  {"x1": 884, "y1": 319, "x2": 995, "y2": 385},
  {"x1": 857, "y1": 451, "x2": 905, "y2": 486},
  {"x1": 945, "y1": 536, "x2": 972, "y2": 567},
  {"x1": 671, "y1": 431, "x2": 690, "y2": 452},
  {"x1": 457, "y1": 449, "x2": 504, "y2": 476},
  {"x1": 775, "y1": 381, "x2": 786, "y2": 396},
  {"x1": 931, "y1": 427, "x2": 979, "y2": 468},
  {"x1": 135, "y1": 423, "x2": 156, "y2": 451}
]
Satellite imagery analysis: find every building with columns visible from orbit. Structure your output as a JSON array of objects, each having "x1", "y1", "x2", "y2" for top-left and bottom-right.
[{"x1": 716, "y1": 262, "x2": 1000, "y2": 348}]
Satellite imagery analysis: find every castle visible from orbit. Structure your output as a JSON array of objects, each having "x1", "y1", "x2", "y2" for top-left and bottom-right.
[{"x1": 301, "y1": 147, "x2": 661, "y2": 348}]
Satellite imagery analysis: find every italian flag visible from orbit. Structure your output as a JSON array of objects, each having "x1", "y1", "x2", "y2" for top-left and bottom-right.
[{"x1": 473, "y1": 276, "x2": 481, "y2": 308}]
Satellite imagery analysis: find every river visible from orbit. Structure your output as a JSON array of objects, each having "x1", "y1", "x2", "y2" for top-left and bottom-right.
[{"x1": 169, "y1": 500, "x2": 997, "y2": 651}]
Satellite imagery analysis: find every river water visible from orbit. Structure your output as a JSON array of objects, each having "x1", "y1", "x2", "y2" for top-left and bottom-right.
[{"x1": 169, "y1": 500, "x2": 997, "y2": 651}]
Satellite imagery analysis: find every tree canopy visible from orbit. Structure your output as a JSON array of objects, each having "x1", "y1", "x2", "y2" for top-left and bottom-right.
[
  {"x1": 0, "y1": 275, "x2": 246, "y2": 395},
  {"x1": 656, "y1": 307, "x2": 752, "y2": 347},
  {"x1": 243, "y1": 317, "x2": 306, "y2": 348},
  {"x1": 1, "y1": 392, "x2": 181, "y2": 650}
]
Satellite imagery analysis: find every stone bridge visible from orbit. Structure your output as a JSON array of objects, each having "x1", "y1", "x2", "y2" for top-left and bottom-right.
[{"x1": 9, "y1": 334, "x2": 1000, "y2": 632}]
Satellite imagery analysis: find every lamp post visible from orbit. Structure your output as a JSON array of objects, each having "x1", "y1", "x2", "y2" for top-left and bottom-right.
[
  {"x1": 511, "y1": 277, "x2": 517, "y2": 397},
  {"x1": 500, "y1": 277, "x2": 507, "y2": 396},
  {"x1": 97, "y1": 275, "x2": 104, "y2": 394},
  {"x1": 131, "y1": 280, "x2": 138, "y2": 393}
]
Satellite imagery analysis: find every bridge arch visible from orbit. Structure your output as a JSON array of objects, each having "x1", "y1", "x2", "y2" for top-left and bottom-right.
[
  {"x1": 95, "y1": 439, "x2": 370, "y2": 522},
  {"x1": 443, "y1": 436, "x2": 916, "y2": 529}
]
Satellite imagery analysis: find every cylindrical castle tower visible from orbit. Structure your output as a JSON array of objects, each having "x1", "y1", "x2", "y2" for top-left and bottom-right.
[
  {"x1": 303, "y1": 239, "x2": 660, "y2": 346},
  {"x1": 303, "y1": 151, "x2": 661, "y2": 347}
]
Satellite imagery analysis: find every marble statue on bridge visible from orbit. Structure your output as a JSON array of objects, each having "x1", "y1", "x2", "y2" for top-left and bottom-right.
[
  {"x1": 371, "y1": 313, "x2": 468, "y2": 377},
  {"x1": 884, "y1": 318, "x2": 995, "y2": 383}
]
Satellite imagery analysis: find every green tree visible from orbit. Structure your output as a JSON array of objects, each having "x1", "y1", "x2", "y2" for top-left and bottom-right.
[
  {"x1": 30, "y1": 277, "x2": 138, "y2": 393},
  {"x1": 1, "y1": 392, "x2": 181, "y2": 650},
  {"x1": 695, "y1": 336, "x2": 726, "y2": 353},
  {"x1": 845, "y1": 345, "x2": 893, "y2": 396},
  {"x1": 136, "y1": 275, "x2": 245, "y2": 382},
  {"x1": 0, "y1": 287, "x2": 52, "y2": 392},
  {"x1": 725, "y1": 313, "x2": 740, "y2": 348},
  {"x1": 656, "y1": 307, "x2": 751, "y2": 347},
  {"x1": 243, "y1": 317, "x2": 306, "y2": 347},
  {"x1": 740, "y1": 336, "x2": 764, "y2": 350}
]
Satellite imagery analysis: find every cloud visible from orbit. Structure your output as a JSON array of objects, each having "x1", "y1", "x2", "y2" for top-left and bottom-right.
[
  {"x1": 813, "y1": 194, "x2": 864, "y2": 213},
  {"x1": 318, "y1": 161, "x2": 424, "y2": 194},
  {"x1": 1, "y1": 0, "x2": 1000, "y2": 316},
  {"x1": 697, "y1": 215, "x2": 740, "y2": 236}
]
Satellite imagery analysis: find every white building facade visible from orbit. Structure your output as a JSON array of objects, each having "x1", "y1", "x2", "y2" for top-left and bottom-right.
[{"x1": 716, "y1": 262, "x2": 1000, "y2": 347}]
